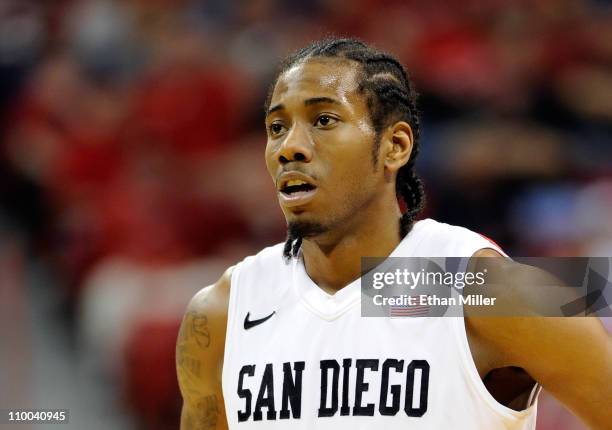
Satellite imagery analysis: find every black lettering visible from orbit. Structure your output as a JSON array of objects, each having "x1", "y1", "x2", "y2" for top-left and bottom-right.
[
  {"x1": 404, "y1": 360, "x2": 430, "y2": 417},
  {"x1": 379, "y1": 359, "x2": 404, "y2": 416},
  {"x1": 353, "y1": 359, "x2": 379, "y2": 416},
  {"x1": 340, "y1": 358, "x2": 352, "y2": 416},
  {"x1": 280, "y1": 361, "x2": 305, "y2": 419},
  {"x1": 237, "y1": 365, "x2": 255, "y2": 422},
  {"x1": 254, "y1": 363, "x2": 277, "y2": 421},
  {"x1": 318, "y1": 360, "x2": 340, "y2": 417}
]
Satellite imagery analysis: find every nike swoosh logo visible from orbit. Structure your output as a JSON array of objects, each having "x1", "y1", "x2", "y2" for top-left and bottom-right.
[{"x1": 244, "y1": 311, "x2": 276, "y2": 330}]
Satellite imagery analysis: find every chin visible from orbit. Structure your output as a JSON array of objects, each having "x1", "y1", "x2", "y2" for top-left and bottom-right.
[
  {"x1": 284, "y1": 207, "x2": 316, "y2": 224},
  {"x1": 287, "y1": 219, "x2": 328, "y2": 239}
]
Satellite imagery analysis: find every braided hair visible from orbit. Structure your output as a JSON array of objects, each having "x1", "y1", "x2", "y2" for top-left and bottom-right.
[{"x1": 265, "y1": 38, "x2": 426, "y2": 259}]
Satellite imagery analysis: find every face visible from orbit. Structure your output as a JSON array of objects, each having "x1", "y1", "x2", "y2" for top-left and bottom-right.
[{"x1": 264, "y1": 58, "x2": 386, "y2": 238}]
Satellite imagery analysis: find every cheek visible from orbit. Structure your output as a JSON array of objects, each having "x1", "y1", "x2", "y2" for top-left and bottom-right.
[
  {"x1": 264, "y1": 143, "x2": 276, "y2": 177},
  {"x1": 328, "y1": 143, "x2": 377, "y2": 193},
  {"x1": 341, "y1": 138, "x2": 376, "y2": 174}
]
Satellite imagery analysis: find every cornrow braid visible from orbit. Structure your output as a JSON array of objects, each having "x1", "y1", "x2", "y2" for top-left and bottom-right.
[
  {"x1": 283, "y1": 237, "x2": 302, "y2": 260},
  {"x1": 266, "y1": 38, "x2": 426, "y2": 259}
]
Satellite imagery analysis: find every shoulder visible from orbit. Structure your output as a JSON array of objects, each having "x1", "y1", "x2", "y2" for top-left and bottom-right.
[
  {"x1": 178, "y1": 267, "x2": 233, "y2": 366},
  {"x1": 465, "y1": 249, "x2": 610, "y2": 369},
  {"x1": 230, "y1": 242, "x2": 291, "y2": 291},
  {"x1": 186, "y1": 266, "x2": 234, "y2": 321},
  {"x1": 233, "y1": 242, "x2": 287, "y2": 274},
  {"x1": 181, "y1": 242, "x2": 287, "y2": 333},
  {"x1": 410, "y1": 218, "x2": 504, "y2": 256},
  {"x1": 176, "y1": 243, "x2": 287, "y2": 377},
  {"x1": 420, "y1": 218, "x2": 498, "y2": 245}
]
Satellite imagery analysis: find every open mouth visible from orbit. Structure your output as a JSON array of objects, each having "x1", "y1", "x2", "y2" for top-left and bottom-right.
[
  {"x1": 281, "y1": 179, "x2": 316, "y2": 195},
  {"x1": 278, "y1": 176, "x2": 318, "y2": 208}
]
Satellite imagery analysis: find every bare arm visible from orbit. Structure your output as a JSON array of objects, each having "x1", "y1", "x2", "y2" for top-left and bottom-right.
[
  {"x1": 468, "y1": 249, "x2": 612, "y2": 429},
  {"x1": 176, "y1": 268, "x2": 232, "y2": 430}
]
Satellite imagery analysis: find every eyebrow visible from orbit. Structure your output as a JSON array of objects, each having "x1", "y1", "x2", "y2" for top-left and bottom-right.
[
  {"x1": 304, "y1": 96, "x2": 341, "y2": 107},
  {"x1": 266, "y1": 96, "x2": 341, "y2": 117}
]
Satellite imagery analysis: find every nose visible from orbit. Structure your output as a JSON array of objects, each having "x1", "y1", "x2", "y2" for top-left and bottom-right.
[{"x1": 277, "y1": 123, "x2": 313, "y2": 165}]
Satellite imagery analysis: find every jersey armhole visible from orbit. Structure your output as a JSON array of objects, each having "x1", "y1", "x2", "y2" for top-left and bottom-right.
[
  {"x1": 451, "y1": 316, "x2": 540, "y2": 420},
  {"x1": 450, "y1": 240, "x2": 540, "y2": 421}
]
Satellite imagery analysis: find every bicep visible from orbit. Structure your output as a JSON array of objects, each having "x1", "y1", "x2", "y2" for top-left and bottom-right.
[
  {"x1": 180, "y1": 394, "x2": 227, "y2": 430},
  {"x1": 472, "y1": 312, "x2": 612, "y2": 428},
  {"x1": 515, "y1": 317, "x2": 612, "y2": 429},
  {"x1": 468, "y1": 254, "x2": 612, "y2": 428},
  {"x1": 177, "y1": 277, "x2": 231, "y2": 429}
]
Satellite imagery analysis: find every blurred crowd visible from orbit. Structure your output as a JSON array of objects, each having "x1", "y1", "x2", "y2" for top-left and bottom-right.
[{"x1": 0, "y1": 0, "x2": 610, "y2": 429}]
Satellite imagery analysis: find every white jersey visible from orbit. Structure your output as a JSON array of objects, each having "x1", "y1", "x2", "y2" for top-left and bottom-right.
[{"x1": 222, "y1": 218, "x2": 539, "y2": 429}]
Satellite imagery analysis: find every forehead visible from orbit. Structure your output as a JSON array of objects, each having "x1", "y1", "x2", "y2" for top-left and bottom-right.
[{"x1": 271, "y1": 58, "x2": 362, "y2": 107}]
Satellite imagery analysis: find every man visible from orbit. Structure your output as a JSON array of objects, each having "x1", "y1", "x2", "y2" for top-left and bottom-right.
[{"x1": 176, "y1": 39, "x2": 612, "y2": 429}]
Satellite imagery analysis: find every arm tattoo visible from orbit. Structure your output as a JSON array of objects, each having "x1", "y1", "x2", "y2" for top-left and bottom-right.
[
  {"x1": 178, "y1": 311, "x2": 211, "y2": 349},
  {"x1": 199, "y1": 394, "x2": 219, "y2": 428},
  {"x1": 177, "y1": 345, "x2": 202, "y2": 378},
  {"x1": 182, "y1": 394, "x2": 220, "y2": 430}
]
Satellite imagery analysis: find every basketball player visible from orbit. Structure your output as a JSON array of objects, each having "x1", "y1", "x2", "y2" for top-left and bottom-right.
[{"x1": 176, "y1": 39, "x2": 612, "y2": 429}]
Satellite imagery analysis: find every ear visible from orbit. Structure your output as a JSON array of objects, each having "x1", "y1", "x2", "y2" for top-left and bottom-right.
[{"x1": 381, "y1": 121, "x2": 413, "y2": 174}]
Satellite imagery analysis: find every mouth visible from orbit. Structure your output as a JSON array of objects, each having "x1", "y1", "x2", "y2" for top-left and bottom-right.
[{"x1": 278, "y1": 174, "x2": 318, "y2": 208}]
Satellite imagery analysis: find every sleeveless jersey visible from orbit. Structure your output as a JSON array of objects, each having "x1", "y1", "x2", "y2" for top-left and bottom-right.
[{"x1": 222, "y1": 218, "x2": 539, "y2": 429}]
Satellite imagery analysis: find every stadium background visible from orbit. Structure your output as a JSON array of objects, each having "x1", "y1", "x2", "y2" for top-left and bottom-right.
[{"x1": 0, "y1": 0, "x2": 611, "y2": 429}]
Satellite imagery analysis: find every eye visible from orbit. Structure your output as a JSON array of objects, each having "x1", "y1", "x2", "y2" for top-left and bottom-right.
[
  {"x1": 269, "y1": 122, "x2": 286, "y2": 136},
  {"x1": 314, "y1": 114, "x2": 338, "y2": 128}
]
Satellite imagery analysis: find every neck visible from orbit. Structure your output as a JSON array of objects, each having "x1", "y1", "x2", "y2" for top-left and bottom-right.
[{"x1": 301, "y1": 196, "x2": 403, "y2": 294}]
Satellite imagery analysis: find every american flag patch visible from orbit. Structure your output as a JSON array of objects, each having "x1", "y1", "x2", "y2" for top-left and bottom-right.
[{"x1": 389, "y1": 297, "x2": 430, "y2": 317}]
